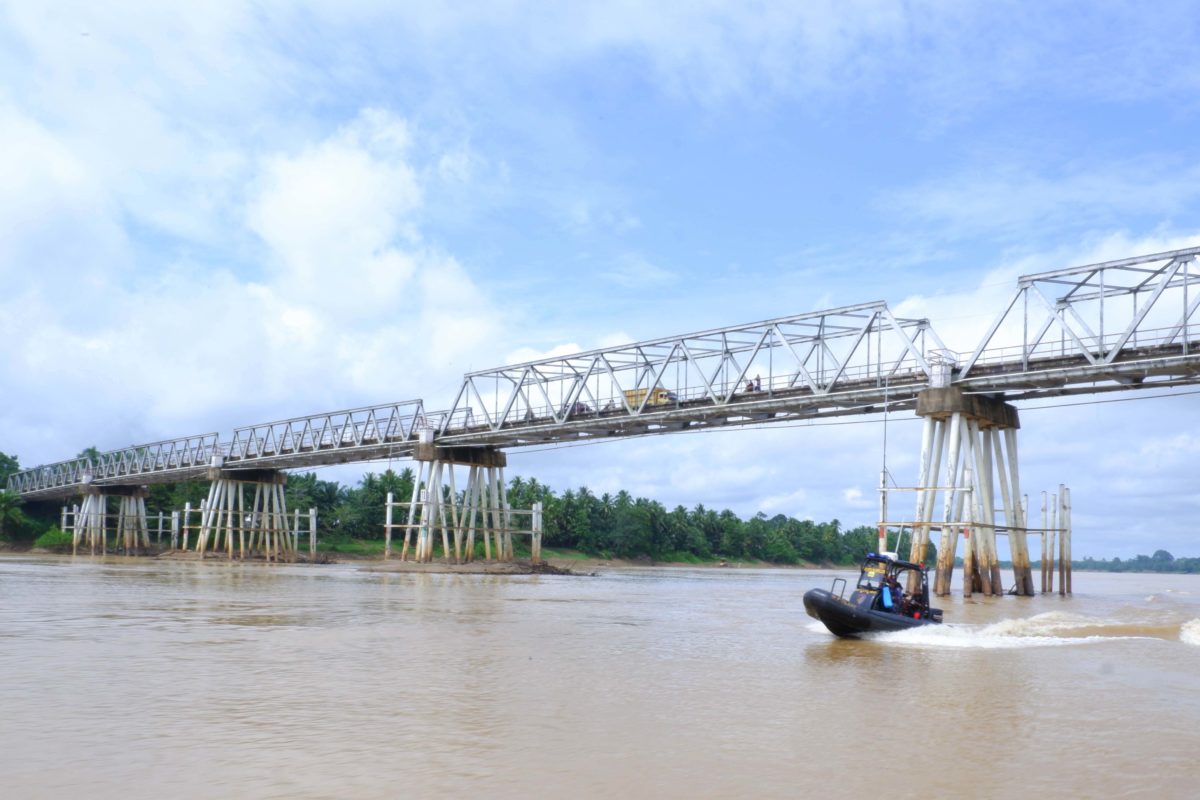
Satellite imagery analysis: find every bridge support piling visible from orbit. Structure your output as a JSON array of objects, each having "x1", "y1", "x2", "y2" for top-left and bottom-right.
[
  {"x1": 73, "y1": 494, "x2": 105, "y2": 555},
  {"x1": 910, "y1": 388, "x2": 1039, "y2": 597},
  {"x1": 67, "y1": 504, "x2": 78, "y2": 554},
  {"x1": 1060, "y1": 486, "x2": 1072, "y2": 595},
  {"x1": 384, "y1": 491, "x2": 394, "y2": 558},
  {"x1": 390, "y1": 444, "x2": 541, "y2": 563},
  {"x1": 309, "y1": 508, "x2": 316, "y2": 561},
  {"x1": 404, "y1": 457, "x2": 509, "y2": 563},
  {"x1": 197, "y1": 471, "x2": 293, "y2": 561},
  {"x1": 70, "y1": 487, "x2": 149, "y2": 555},
  {"x1": 1046, "y1": 492, "x2": 1057, "y2": 592},
  {"x1": 1041, "y1": 492, "x2": 1051, "y2": 593},
  {"x1": 1000, "y1": 430, "x2": 1036, "y2": 595},
  {"x1": 532, "y1": 501, "x2": 543, "y2": 561},
  {"x1": 933, "y1": 412, "x2": 964, "y2": 596}
]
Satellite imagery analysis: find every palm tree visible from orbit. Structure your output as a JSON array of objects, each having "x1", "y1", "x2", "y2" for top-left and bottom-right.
[{"x1": 0, "y1": 491, "x2": 29, "y2": 540}]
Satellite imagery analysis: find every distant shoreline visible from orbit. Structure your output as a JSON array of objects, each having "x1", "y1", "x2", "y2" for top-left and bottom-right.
[{"x1": 1, "y1": 544, "x2": 1195, "y2": 575}]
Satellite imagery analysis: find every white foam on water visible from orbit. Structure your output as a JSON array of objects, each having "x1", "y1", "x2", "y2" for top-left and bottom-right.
[
  {"x1": 873, "y1": 611, "x2": 1153, "y2": 650},
  {"x1": 874, "y1": 625, "x2": 1083, "y2": 649},
  {"x1": 983, "y1": 611, "x2": 1116, "y2": 637},
  {"x1": 1181, "y1": 619, "x2": 1200, "y2": 646}
]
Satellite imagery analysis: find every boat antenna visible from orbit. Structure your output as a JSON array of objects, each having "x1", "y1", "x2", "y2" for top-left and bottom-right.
[{"x1": 878, "y1": 378, "x2": 890, "y2": 554}]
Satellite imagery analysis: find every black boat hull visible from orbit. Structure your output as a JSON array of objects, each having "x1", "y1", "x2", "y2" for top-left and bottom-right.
[{"x1": 803, "y1": 588, "x2": 937, "y2": 638}]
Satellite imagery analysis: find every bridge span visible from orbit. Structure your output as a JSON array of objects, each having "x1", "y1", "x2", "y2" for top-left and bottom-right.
[{"x1": 6, "y1": 247, "x2": 1200, "y2": 593}]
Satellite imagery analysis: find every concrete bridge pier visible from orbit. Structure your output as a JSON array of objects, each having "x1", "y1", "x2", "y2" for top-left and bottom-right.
[
  {"x1": 71, "y1": 485, "x2": 150, "y2": 555},
  {"x1": 908, "y1": 387, "x2": 1037, "y2": 597},
  {"x1": 196, "y1": 467, "x2": 294, "y2": 560},
  {"x1": 388, "y1": 440, "x2": 539, "y2": 563}
]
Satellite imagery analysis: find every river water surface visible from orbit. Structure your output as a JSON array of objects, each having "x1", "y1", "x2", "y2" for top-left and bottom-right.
[{"x1": 1, "y1": 555, "x2": 1197, "y2": 799}]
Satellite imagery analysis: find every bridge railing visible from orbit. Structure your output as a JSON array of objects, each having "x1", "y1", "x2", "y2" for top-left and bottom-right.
[
  {"x1": 6, "y1": 457, "x2": 94, "y2": 495},
  {"x1": 6, "y1": 433, "x2": 221, "y2": 495},
  {"x1": 439, "y1": 358, "x2": 934, "y2": 430},
  {"x1": 439, "y1": 301, "x2": 945, "y2": 434},
  {"x1": 95, "y1": 433, "x2": 222, "y2": 478},
  {"x1": 221, "y1": 400, "x2": 429, "y2": 464},
  {"x1": 960, "y1": 247, "x2": 1200, "y2": 379},
  {"x1": 965, "y1": 323, "x2": 1200, "y2": 375},
  {"x1": 15, "y1": 249, "x2": 1198, "y2": 496}
]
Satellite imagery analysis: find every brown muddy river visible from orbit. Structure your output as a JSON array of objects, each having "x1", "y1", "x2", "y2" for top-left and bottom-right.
[{"x1": 1, "y1": 555, "x2": 1197, "y2": 798}]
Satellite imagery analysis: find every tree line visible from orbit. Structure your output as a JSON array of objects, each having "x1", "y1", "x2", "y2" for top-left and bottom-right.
[
  {"x1": 1073, "y1": 551, "x2": 1200, "y2": 573},
  {"x1": 3, "y1": 448, "x2": 1197, "y2": 571},
  {"x1": 146, "y1": 468, "x2": 882, "y2": 565},
  {"x1": 1, "y1": 448, "x2": 881, "y2": 564}
]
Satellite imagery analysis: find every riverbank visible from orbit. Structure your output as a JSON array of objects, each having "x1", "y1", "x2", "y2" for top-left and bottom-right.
[{"x1": 0, "y1": 543, "x2": 818, "y2": 574}]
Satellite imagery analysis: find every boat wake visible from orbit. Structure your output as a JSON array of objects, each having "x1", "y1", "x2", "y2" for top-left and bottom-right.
[{"x1": 872, "y1": 611, "x2": 1196, "y2": 649}]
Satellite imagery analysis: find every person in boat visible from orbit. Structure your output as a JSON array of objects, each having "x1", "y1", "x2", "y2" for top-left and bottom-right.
[{"x1": 881, "y1": 575, "x2": 905, "y2": 614}]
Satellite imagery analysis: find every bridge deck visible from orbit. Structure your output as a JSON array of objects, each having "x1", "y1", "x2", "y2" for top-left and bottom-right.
[{"x1": 9, "y1": 246, "x2": 1200, "y2": 501}]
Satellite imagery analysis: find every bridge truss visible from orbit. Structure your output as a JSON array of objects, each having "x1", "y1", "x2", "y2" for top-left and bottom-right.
[
  {"x1": 435, "y1": 302, "x2": 946, "y2": 447},
  {"x1": 8, "y1": 247, "x2": 1200, "y2": 503},
  {"x1": 6, "y1": 433, "x2": 221, "y2": 499},
  {"x1": 9, "y1": 402, "x2": 432, "y2": 500},
  {"x1": 958, "y1": 246, "x2": 1200, "y2": 397}
]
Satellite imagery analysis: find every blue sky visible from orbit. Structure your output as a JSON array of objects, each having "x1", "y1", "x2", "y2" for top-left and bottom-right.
[{"x1": 2, "y1": 1, "x2": 1199, "y2": 557}]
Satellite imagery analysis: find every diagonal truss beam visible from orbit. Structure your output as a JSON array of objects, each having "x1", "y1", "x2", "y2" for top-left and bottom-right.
[
  {"x1": 442, "y1": 301, "x2": 939, "y2": 437},
  {"x1": 960, "y1": 247, "x2": 1200, "y2": 380}
]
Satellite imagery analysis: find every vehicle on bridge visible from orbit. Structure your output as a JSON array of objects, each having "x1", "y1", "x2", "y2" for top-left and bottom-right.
[
  {"x1": 623, "y1": 387, "x2": 678, "y2": 408},
  {"x1": 804, "y1": 552, "x2": 943, "y2": 637}
]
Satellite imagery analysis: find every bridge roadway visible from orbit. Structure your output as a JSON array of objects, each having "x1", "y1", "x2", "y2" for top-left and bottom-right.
[{"x1": 9, "y1": 247, "x2": 1200, "y2": 502}]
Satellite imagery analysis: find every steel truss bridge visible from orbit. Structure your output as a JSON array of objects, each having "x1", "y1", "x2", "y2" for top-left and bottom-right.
[{"x1": 9, "y1": 247, "x2": 1200, "y2": 502}]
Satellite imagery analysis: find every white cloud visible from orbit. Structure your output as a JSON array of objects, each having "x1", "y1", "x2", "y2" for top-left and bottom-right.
[
  {"x1": 841, "y1": 487, "x2": 872, "y2": 509},
  {"x1": 882, "y1": 159, "x2": 1200, "y2": 242},
  {"x1": 0, "y1": 104, "x2": 130, "y2": 292},
  {"x1": 247, "y1": 109, "x2": 423, "y2": 317},
  {"x1": 504, "y1": 343, "x2": 585, "y2": 366},
  {"x1": 601, "y1": 253, "x2": 676, "y2": 288},
  {"x1": 892, "y1": 230, "x2": 1200, "y2": 359},
  {"x1": 2, "y1": 2, "x2": 1197, "y2": 564},
  {"x1": 0, "y1": 102, "x2": 500, "y2": 463},
  {"x1": 294, "y1": 2, "x2": 1200, "y2": 113},
  {"x1": 758, "y1": 487, "x2": 810, "y2": 517},
  {"x1": 598, "y1": 332, "x2": 636, "y2": 348}
]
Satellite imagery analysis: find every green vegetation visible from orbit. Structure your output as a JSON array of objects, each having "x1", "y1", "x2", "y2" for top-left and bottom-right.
[
  {"x1": 1072, "y1": 551, "x2": 1200, "y2": 574},
  {"x1": 32, "y1": 527, "x2": 73, "y2": 552},
  {"x1": 180, "y1": 469, "x2": 893, "y2": 566},
  {"x1": 0, "y1": 489, "x2": 30, "y2": 541},
  {"x1": 320, "y1": 537, "x2": 388, "y2": 556},
  {"x1": 1, "y1": 451, "x2": 34, "y2": 542},
  {"x1": 3, "y1": 447, "x2": 1197, "y2": 570}
]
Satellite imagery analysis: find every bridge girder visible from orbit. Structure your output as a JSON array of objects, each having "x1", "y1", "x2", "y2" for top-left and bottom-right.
[
  {"x1": 7, "y1": 248, "x2": 1200, "y2": 502},
  {"x1": 439, "y1": 301, "x2": 943, "y2": 442},
  {"x1": 959, "y1": 246, "x2": 1200, "y2": 382}
]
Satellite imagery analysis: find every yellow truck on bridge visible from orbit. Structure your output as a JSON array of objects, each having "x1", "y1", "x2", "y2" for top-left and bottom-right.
[{"x1": 623, "y1": 387, "x2": 678, "y2": 408}]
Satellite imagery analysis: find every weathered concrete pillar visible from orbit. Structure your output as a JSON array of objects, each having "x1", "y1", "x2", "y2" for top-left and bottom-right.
[
  {"x1": 74, "y1": 485, "x2": 149, "y2": 555},
  {"x1": 915, "y1": 386, "x2": 1021, "y2": 597},
  {"x1": 411, "y1": 443, "x2": 517, "y2": 563},
  {"x1": 197, "y1": 469, "x2": 291, "y2": 560}
]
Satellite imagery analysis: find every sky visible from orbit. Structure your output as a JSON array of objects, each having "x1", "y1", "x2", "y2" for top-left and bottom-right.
[{"x1": 1, "y1": 1, "x2": 1198, "y2": 558}]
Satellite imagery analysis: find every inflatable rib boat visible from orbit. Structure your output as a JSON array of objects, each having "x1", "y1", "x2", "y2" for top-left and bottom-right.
[{"x1": 804, "y1": 553, "x2": 943, "y2": 638}]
